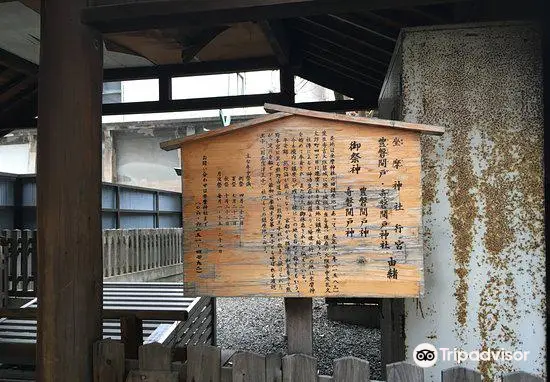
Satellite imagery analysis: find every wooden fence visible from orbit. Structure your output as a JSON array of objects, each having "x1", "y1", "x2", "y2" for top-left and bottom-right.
[
  {"x1": 0, "y1": 228, "x2": 183, "y2": 297},
  {"x1": 93, "y1": 343, "x2": 544, "y2": 382},
  {"x1": 103, "y1": 228, "x2": 183, "y2": 278}
]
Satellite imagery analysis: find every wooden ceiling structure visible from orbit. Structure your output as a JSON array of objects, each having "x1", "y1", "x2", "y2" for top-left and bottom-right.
[{"x1": 0, "y1": 0, "x2": 542, "y2": 138}]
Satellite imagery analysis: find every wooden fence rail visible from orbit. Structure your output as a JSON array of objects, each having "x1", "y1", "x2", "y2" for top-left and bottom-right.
[
  {"x1": 0, "y1": 228, "x2": 183, "y2": 296},
  {"x1": 93, "y1": 343, "x2": 544, "y2": 382},
  {"x1": 103, "y1": 228, "x2": 183, "y2": 278}
]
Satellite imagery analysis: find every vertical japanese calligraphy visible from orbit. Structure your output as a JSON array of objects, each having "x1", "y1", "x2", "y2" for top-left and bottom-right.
[{"x1": 180, "y1": 114, "x2": 424, "y2": 297}]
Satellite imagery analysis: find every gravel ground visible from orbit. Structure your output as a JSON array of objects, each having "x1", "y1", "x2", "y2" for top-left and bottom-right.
[{"x1": 216, "y1": 297, "x2": 381, "y2": 378}]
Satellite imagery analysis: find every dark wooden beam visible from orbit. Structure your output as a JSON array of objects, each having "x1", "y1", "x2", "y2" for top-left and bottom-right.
[
  {"x1": 279, "y1": 66, "x2": 295, "y2": 105},
  {"x1": 102, "y1": 92, "x2": 283, "y2": 115},
  {"x1": 300, "y1": 39, "x2": 387, "y2": 76},
  {"x1": 0, "y1": 77, "x2": 37, "y2": 105},
  {"x1": 295, "y1": 98, "x2": 377, "y2": 112},
  {"x1": 37, "y1": 0, "x2": 103, "y2": 381},
  {"x1": 290, "y1": 21, "x2": 389, "y2": 69},
  {"x1": 103, "y1": 56, "x2": 280, "y2": 81},
  {"x1": 259, "y1": 20, "x2": 291, "y2": 66},
  {"x1": 81, "y1": 0, "x2": 473, "y2": 33},
  {"x1": 299, "y1": 17, "x2": 394, "y2": 59},
  {"x1": 380, "y1": 299, "x2": 406, "y2": 380},
  {"x1": 302, "y1": 49, "x2": 383, "y2": 86},
  {"x1": 327, "y1": 14, "x2": 398, "y2": 43},
  {"x1": 180, "y1": 26, "x2": 229, "y2": 62},
  {"x1": 303, "y1": 54, "x2": 382, "y2": 90},
  {"x1": 296, "y1": 61, "x2": 375, "y2": 100},
  {"x1": 0, "y1": 48, "x2": 38, "y2": 76}
]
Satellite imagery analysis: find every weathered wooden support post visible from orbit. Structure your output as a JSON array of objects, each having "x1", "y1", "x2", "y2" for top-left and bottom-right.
[
  {"x1": 36, "y1": 0, "x2": 103, "y2": 380},
  {"x1": 284, "y1": 297, "x2": 313, "y2": 355}
]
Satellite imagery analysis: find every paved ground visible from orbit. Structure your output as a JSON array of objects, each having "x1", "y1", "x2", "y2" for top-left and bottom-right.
[{"x1": 216, "y1": 297, "x2": 382, "y2": 378}]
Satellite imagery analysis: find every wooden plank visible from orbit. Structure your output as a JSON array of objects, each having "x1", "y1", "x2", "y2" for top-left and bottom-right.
[
  {"x1": 0, "y1": 48, "x2": 38, "y2": 76},
  {"x1": 285, "y1": 298, "x2": 312, "y2": 355},
  {"x1": 139, "y1": 343, "x2": 172, "y2": 371},
  {"x1": 221, "y1": 366, "x2": 233, "y2": 382},
  {"x1": 279, "y1": 67, "x2": 295, "y2": 106},
  {"x1": 8, "y1": 230, "x2": 19, "y2": 294},
  {"x1": 441, "y1": 366, "x2": 482, "y2": 382},
  {"x1": 232, "y1": 351, "x2": 266, "y2": 382},
  {"x1": 160, "y1": 112, "x2": 290, "y2": 150},
  {"x1": 35, "y1": 0, "x2": 103, "y2": 380},
  {"x1": 93, "y1": 339, "x2": 125, "y2": 382},
  {"x1": 162, "y1": 102, "x2": 443, "y2": 149},
  {"x1": 82, "y1": 0, "x2": 472, "y2": 33},
  {"x1": 187, "y1": 345, "x2": 221, "y2": 382},
  {"x1": 259, "y1": 21, "x2": 290, "y2": 66},
  {"x1": 318, "y1": 377, "x2": 332, "y2": 382},
  {"x1": 264, "y1": 104, "x2": 445, "y2": 135},
  {"x1": 380, "y1": 299, "x2": 405, "y2": 380},
  {"x1": 176, "y1": 112, "x2": 428, "y2": 297},
  {"x1": 333, "y1": 356, "x2": 369, "y2": 382},
  {"x1": 126, "y1": 370, "x2": 179, "y2": 382},
  {"x1": 265, "y1": 353, "x2": 282, "y2": 382},
  {"x1": 386, "y1": 361, "x2": 423, "y2": 382},
  {"x1": 104, "y1": 57, "x2": 279, "y2": 82},
  {"x1": 20, "y1": 230, "x2": 29, "y2": 293},
  {"x1": 121, "y1": 315, "x2": 143, "y2": 360},
  {"x1": 293, "y1": 100, "x2": 376, "y2": 114},
  {"x1": 502, "y1": 372, "x2": 545, "y2": 382},
  {"x1": 282, "y1": 354, "x2": 316, "y2": 382},
  {"x1": 103, "y1": 93, "x2": 284, "y2": 117}
]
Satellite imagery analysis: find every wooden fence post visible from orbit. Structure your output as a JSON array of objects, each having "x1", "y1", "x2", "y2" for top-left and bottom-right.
[
  {"x1": 333, "y1": 356, "x2": 369, "y2": 382},
  {"x1": 502, "y1": 371, "x2": 545, "y2": 382},
  {"x1": 265, "y1": 353, "x2": 282, "y2": 382},
  {"x1": 127, "y1": 343, "x2": 178, "y2": 382},
  {"x1": 221, "y1": 366, "x2": 233, "y2": 382},
  {"x1": 233, "y1": 351, "x2": 266, "y2": 382},
  {"x1": 120, "y1": 315, "x2": 143, "y2": 360},
  {"x1": 386, "y1": 361, "x2": 424, "y2": 382},
  {"x1": 284, "y1": 298, "x2": 313, "y2": 355},
  {"x1": 441, "y1": 366, "x2": 482, "y2": 382},
  {"x1": 187, "y1": 345, "x2": 221, "y2": 382},
  {"x1": 282, "y1": 354, "x2": 316, "y2": 382},
  {"x1": 93, "y1": 339, "x2": 125, "y2": 382},
  {"x1": 0, "y1": 232, "x2": 8, "y2": 308},
  {"x1": 380, "y1": 298, "x2": 405, "y2": 379},
  {"x1": 20, "y1": 229, "x2": 30, "y2": 292}
]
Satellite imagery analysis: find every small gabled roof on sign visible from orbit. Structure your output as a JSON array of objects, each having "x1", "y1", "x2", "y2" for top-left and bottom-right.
[{"x1": 160, "y1": 103, "x2": 445, "y2": 151}]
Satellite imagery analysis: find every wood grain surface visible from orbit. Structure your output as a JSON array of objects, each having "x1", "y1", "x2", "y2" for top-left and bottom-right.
[{"x1": 180, "y1": 114, "x2": 424, "y2": 297}]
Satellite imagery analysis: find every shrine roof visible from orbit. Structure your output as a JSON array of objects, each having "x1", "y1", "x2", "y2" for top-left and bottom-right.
[{"x1": 160, "y1": 103, "x2": 445, "y2": 151}]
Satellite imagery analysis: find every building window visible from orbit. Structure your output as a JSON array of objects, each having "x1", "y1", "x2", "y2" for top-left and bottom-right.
[{"x1": 103, "y1": 82, "x2": 122, "y2": 104}]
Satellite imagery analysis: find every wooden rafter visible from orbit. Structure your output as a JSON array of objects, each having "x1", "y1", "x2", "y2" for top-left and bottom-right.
[
  {"x1": 103, "y1": 56, "x2": 280, "y2": 81},
  {"x1": 0, "y1": 48, "x2": 38, "y2": 76},
  {"x1": 81, "y1": 0, "x2": 473, "y2": 33},
  {"x1": 259, "y1": 20, "x2": 290, "y2": 66}
]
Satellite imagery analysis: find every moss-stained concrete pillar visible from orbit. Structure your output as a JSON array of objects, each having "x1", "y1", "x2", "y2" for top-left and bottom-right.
[{"x1": 379, "y1": 22, "x2": 544, "y2": 380}]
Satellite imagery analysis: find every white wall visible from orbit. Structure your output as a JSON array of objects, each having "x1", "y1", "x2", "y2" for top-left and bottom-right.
[{"x1": 0, "y1": 143, "x2": 32, "y2": 174}]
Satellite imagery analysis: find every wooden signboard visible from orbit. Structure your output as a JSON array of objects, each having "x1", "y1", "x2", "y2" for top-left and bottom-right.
[{"x1": 161, "y1": 104, "x2": 444, "y2": 297}]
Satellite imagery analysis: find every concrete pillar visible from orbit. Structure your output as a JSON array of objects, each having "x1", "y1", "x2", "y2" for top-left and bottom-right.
[{"x1": 379, "y1": 22, "x2": 544, "y2": 380}]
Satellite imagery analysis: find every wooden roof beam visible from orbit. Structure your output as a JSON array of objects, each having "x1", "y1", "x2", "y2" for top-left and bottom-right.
[
  {"x1": 259, "y1": 20, "x2": 291, "y2": 66},
  {"x1": 0, "y1": 48, "x2": 38, "y2": 76},
  {"x1": 103, "y1": 56, "x2": 280, "y2": 81},
  {"x1": 81, "y1": 0, "x2": 473, "y2": 33}
]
